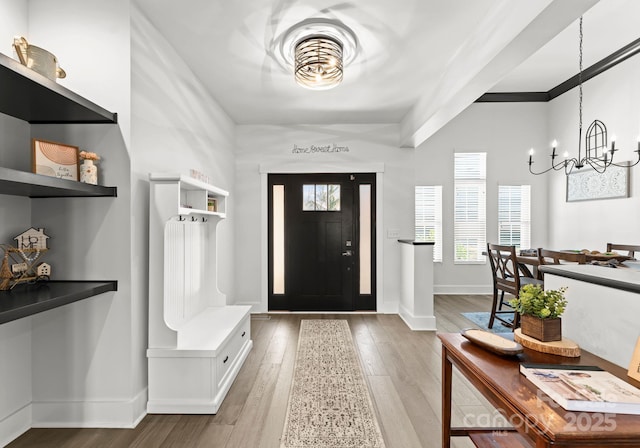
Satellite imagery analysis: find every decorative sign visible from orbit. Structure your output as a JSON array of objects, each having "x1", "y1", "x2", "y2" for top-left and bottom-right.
[
  {"x1": 566, "y1": 163, "x2": 629, "y2": 202},
  {"x1": 292, "y1": 143, "x2": 350, "y2": 154},
  {"x1": 32, "y1": 138, "x2": 79, "y2": 181}
]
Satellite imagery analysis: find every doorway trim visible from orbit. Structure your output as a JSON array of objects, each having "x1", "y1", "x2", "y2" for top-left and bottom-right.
[{"x1": 259, "y1": 162, "x2": 386, "y2": 313}]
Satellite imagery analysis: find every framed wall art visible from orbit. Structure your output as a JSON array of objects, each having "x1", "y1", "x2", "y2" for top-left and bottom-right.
[
  {"x1": 566, "y1": 163, "x2": 629, "y2": 202},
  {"x1": 32, "y1": 138, "x2": 79, "y2": 181}
]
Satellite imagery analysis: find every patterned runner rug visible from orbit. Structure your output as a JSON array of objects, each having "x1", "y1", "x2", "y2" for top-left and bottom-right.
[{"x1": 280, "y1": 319, "x2": 386, "y2": 448}]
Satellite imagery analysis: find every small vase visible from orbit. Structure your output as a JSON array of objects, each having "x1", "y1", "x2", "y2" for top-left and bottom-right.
[
  {"x1": 80, "y1": 159, "x2": 97, "y2": 185},
  {"x1": 520, "y1": 315, "x2": 562, "y2": 342}
]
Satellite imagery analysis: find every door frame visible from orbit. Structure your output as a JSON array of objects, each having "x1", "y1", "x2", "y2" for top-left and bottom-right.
[
  {"x1": 258, "y1": 162, "x2": 386, "y2": 313},
  {"x1": 267, "y1": 172, "x2": 376, "y2": 311}
]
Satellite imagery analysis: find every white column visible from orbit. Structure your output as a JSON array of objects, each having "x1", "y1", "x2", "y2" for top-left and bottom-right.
[{"x1": 398, "y1": 240, "x2": 436, "y2": 330}]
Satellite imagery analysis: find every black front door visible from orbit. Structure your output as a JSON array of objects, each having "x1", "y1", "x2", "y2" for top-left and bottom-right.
[{"x1": 268, "y1": 173, "x2": 376, "y2": 311}]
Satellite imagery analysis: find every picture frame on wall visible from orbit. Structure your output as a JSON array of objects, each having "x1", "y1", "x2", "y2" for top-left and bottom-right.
[
  {"x1": 566, "y1": 162, "x2": 629, "y2": 202},
  {"x1": 32, "y1": 138, "x2": 79, "y2": 181}
]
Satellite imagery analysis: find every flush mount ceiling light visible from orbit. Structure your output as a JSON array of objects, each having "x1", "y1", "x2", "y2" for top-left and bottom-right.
[
  {"x1": 294, "y1": 35, "x2": 343, "y2": 90},
  {"x1": 280, "y1": 19, "x2": 358, "y2": 91}
]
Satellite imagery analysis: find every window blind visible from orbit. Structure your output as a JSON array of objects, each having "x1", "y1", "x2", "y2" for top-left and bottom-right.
[
  {"x1": 415, "y1": 186, "x2": 443, "y2": 262},
  {"x1": 498, "y1": 185, "x2": 531, "y2": 250},
  {"x1": 454, "y1": 153, "x2": 486, "y2": 263}
]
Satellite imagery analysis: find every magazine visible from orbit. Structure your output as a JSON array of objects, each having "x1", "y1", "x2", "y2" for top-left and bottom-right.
[{"x1": 520, "y1": 363, "x2": 640, "y2": 415}]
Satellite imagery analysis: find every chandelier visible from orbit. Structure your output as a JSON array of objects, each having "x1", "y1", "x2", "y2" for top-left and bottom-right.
[
  {"x1": 294, "y1": 35, "x2": 343, "y2": 90},
  {"x1": 528, "y1": 17, "x2": 640, "y2": 175}
]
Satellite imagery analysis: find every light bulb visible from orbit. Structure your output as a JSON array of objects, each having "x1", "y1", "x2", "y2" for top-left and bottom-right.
[{"x1": 529, "y1": 148, "x2": 535, "y2": 156}]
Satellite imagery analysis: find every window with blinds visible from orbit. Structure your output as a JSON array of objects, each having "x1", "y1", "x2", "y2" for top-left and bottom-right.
[
  {"x1": 498, "y1": 185, "x2": 531, "y2": 251},
  {"x1": 454, "y1": 152, "x2": 486, "y2": 263},
  {"x1": 415, "y1": 186, "x2": 443, "y2": 262}
]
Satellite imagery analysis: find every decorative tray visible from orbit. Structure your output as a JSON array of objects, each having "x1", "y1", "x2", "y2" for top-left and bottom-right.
[
  {"x1": 461, "y1": 328, "x2": 524, "y2": 356},
  {"x1": 565, "y1": 250, "x2": 633, "y2": 262}
]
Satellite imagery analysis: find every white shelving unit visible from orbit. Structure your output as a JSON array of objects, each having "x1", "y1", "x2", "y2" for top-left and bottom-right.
[{"x1": 147, "y1": 173, "x2": 252, "y2": 414}]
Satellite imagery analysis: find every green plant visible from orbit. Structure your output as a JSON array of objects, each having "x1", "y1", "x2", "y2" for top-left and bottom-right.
[{"x1": 509, "y1": 284, "x2": 568, "y2": 319}]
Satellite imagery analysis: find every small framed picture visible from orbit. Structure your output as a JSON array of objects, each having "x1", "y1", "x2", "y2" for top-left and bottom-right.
[
  {"x1": 629, "y1": 336, "x2": 640, "y2": 382},
  {"x1": 32, "y1": 138, "x2": 79, "y2": 181}
]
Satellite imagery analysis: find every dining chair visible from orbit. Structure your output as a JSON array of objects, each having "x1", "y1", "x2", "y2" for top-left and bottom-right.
[
  {"x1": 537, "y1": 248, "x2": 587, "y2": 265},
  {"x1": 486, "y1": 244, "x2": 543, "y2": 330},
  {"x1": 606, "y1": 243, "x2": 640, "y2": 259}
]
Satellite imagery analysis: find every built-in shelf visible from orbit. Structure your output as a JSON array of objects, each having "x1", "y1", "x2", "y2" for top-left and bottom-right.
[
  {"x1": 149, "y1": 173, "x2": 228, "y2": 218},
  {"x1": 0, "y1": 167, "x2": 117, "y2": 197},
  {"x1": 0, "y1": 280, "x2": 118, "y2": 325},
  {"x1": 0, "y1": 52, "x2": 117, "y2": 124}
]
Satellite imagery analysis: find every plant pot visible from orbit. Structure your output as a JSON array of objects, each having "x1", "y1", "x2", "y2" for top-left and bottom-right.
[{"x1": 520, "y1": 315, "x2": 562, "y2": 342}]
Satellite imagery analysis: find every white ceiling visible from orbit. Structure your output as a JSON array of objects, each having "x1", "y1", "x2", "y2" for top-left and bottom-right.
[{"x1": 133, "y1": 0, "x2": 640, "y2": 147}]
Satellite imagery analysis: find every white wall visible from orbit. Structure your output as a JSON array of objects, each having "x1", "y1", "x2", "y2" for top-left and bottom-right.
[
  {"x1": 130, "y1": 2, "x2": 236, "y2": 304},
  {"x1": 415, "y1": 102, "x2": 549, "y2": 294},
  {"x1": 234, "y1": 124, "x2": 413, "y2": 313},
  {"x1": 548, "y1": 54, "x2": 640, "y2": 249},
  {"x1": 0, "y1": 0, "x2": 138, "y2": 442},
  {"x1": 26, "y1": 0, "x2": 136, "y2": 429},
  {"x1": 0, "y1": 2, "x2": 36, "y2": 445}
]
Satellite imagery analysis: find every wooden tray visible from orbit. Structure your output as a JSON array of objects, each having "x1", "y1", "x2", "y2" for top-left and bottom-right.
[
  {"x1": 461, "y1": 328, "x2": 523, "y2": 356},
  {"x1": 514, "y1": 329, "x2": 581, "y2": 357},
  {"x1": 565, "y1": 250, "x2": 633, "y2": 262}
]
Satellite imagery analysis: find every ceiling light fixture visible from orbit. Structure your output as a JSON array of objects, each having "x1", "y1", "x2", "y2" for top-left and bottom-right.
[
  {"x1": 279, "y1": 19, "x2": 357, "y2": 91},
  {"x1": 294, "y1": 35, "x2": 343, "y2": 90},
  {"x1": 528, "y1": 16, "x2": 640, "y2": 175}
]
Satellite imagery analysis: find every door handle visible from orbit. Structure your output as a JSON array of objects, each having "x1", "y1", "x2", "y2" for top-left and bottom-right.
[{"x1": 342, "y1": 250, "x2": 353, "y2": 256}]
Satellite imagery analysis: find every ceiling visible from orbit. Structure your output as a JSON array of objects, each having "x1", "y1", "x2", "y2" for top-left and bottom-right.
[{"x1": 134, "y1": 0, "x2": 640, "y2": 148}]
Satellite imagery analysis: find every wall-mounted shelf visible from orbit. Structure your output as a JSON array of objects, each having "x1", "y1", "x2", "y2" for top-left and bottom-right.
[
  {"x1": 0, "y1": 52, "x2": 117, "y2": 124},
  {"x1": 0, "y1": 167, "x2": 117, "y2": 197},
  {"x1": 149, "y1": 173, "x2": 228, "y2": 218},
  {"x1": 0, "y1": 280, "x2": 118, "y2": 325}
]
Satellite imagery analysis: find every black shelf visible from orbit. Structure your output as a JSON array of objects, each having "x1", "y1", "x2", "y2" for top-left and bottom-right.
[
  {"x1": 0, "y1": 167, "x2": 117, "y2": 197},
  {"x1": 0, "y1": 52, "x2": 117, "y2": 124},
  {"x1": 0, "y1": 280, "x2": 118, "y2": 324}
]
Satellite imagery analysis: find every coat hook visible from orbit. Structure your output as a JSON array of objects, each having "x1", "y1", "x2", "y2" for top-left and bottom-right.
[
  {"x1": 191, "y1": 216, "x2": 197, "y2": 222},
  {"x1": 178, "y1": 216, "x2": 185, "y2": 221},
  {"x1": 202, "y1": 217, "x2": 208, "y2": 222}
]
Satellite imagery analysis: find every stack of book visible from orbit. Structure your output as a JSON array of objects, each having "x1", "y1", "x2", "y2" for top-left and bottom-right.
[{"x1": 521, "y1": 363, "x2": 640, "y2": 415}]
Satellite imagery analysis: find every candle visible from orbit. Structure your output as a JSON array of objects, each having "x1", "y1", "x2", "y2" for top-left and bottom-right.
[{"x1": 611, "y1": 135, "x2": 616, "y2": 151}]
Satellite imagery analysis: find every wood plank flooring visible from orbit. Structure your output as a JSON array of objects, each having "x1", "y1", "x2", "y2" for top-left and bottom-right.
[{"x1": 7, "y1": 295, "x2": 500, "y2": 448}]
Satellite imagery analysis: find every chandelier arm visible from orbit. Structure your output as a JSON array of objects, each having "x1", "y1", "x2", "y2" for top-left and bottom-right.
[{"x1": 608, "y1": 152, "x2": 640, "y2": 168}]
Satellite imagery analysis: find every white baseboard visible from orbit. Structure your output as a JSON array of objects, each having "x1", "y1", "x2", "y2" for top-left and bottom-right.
[
  {"x1": 398, "y1": 305, "x2": 437, "y2": 331},
  {"x1": 0, "y1": 403, "x2": 31, "y2": 448},
  {"x1": 434, "y1": 285, "x2": 492, "y2": 295},
  {"x1": 32, "y1": 388, "x2": 147, "y2": 429}
]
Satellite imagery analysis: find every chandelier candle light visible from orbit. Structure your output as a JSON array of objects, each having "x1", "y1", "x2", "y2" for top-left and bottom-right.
[{"x1": 528, "y1": 16, "x2": 640, "y2": 175}]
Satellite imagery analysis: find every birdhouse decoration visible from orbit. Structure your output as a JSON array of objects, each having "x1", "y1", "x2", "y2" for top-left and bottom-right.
[
  {"x1": 36, "y1": 262, "x2": 51, "y2": 280},
  {"x1": 0, "y1": 228, "x2": 51, "y2": 290},
  {"x1": 14, "y1": 227, "x2": 50, "y2": 250}
]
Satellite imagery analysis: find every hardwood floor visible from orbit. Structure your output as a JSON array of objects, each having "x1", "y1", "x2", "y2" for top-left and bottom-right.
[{"x1": 8, "y1": 295, "x2": 498, "y2": 448}]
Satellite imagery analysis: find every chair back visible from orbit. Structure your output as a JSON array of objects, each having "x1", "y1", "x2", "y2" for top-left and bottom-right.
[
  {"x1": 487, "y1": 244, "x2": 521, "y2": 296},
  {"x1": 606, "y1": 243, "x2": 640, "y2": 258},
  {"x1": 538, "y1": 248, "x2": 586, "y2": 265}
]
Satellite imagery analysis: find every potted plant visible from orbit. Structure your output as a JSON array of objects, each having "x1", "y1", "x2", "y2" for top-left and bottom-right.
[{"x1": 510, "y1": 284, "x2": 568, "y2": 342}]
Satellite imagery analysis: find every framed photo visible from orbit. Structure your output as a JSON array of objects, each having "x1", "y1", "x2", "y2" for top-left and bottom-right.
[
  {"x1": 566, "y1": 163, "x2": 629, "y2": 202},
  {"x1": 32, "y1": 138, "x2": 79, "y2": 181},
  {"x1": 629, "y1": 336, "x2": 640, "y2": 382}
]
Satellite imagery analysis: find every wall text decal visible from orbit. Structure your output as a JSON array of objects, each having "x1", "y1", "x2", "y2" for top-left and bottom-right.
[{"x1": 292, "y1": 143, "x2": 350, "y2": 154}]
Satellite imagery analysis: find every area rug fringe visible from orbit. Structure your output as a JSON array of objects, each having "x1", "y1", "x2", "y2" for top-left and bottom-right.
[{"x1": 280, "y1": 319, "x2": 386, "y2": 448}]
